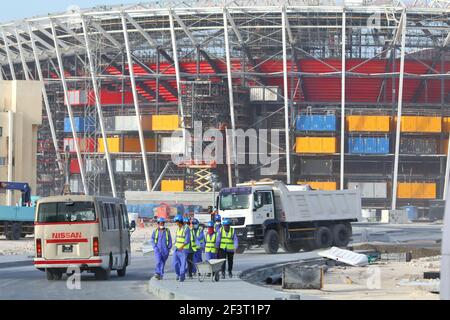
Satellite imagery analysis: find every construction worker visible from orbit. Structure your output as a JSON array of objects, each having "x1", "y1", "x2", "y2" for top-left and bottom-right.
[
  {"x1": 151, "y1": 217, "x2": 172, "y2": 280},
  {"x1": 172, "y1": 215, "x2": 190, "y2": 282},
  {"x1": 192, "y1": 219, "x2": 205, "y2": 264},
  {"x1": 216, "y1": 218, "x2": 239, "y2": 279},
  {"x1": 214, "y1": 214, "x2": 222, "y2": 233},
  {"x1": 186, "y1": 217, "x2": 200, "y2": 279},
  {"x1": 204, "y1": 221, "x2": 218, "y2": 261}
]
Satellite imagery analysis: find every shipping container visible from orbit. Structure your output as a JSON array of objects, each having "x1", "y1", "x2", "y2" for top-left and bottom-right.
[
  {"x1": 161, "y1": 180, "x2": 185, "y2": 192},
  {"x1": 160, "y1": 136, "x2": 185, "y2": 153},
  {"x1": 70, "y1": 159, "x2": 81, "y2": 174},
  {"x1": 104, "y1": 117, "x2": 115, "y2": 131},
  {"x1": 85, "y1": 159, "x2": 106, "y2": 173},
  {"x1": 114, "y1": 115, "x2": 152, "y2": 131},
  {"x1": 116, "y1": 159, "x2": 143, "y2": 173},
  {"x1": 347, "y1": 115, "x2": 390, "y2": 132},
  {"x1": 348, "y1": 137, "x2": 389, "y2": 154},
  {"x1": 400, "y1": 116, "x2": 442, "y2": 133},
  {"x1": 249, "y1": 86, "x2": 280, "y2": 102},
  {"x1": 347, "y1": 182, "x2": 388, "y2": 198},
  {"x1": 69, "y1": 177, "x2": 83, "y2": 193},
  {"x1": 397, "y1": 182, "x2": 436, "y2": 199},
  {"x1": 64, "y1": 90, "x2": 88, "y2": 106},
  {"x1": 64, "y1": 117, "x2": 84, "y2": 133},
  {"x1": 296, "y1": 115, "x2": 336, "y2": 132},
  {"x1": 297, "y1": 181, "x2": 337, "y2": 191},
  {"x1": 300, "y1": 159, "x2": 333, "y2": 175},
  {"x1": 63, "y1": 138, "x2": 96, "y2": 153},
  {"x1": 295, "y1": 137, "x2": 337, "y2": 154},
  {"x1": 152, "y1": 115, "x2": 180, "y2": 131},
  {"x1": 400, "y1": 137, "x2": 438, "y2": 154},
  {"x1": 97, "y1": 137, "x2": 122, "y2": 153},
  {"x1": 443, "y1": 117, "x2": 450, "y2": 133},
  {"x1": 123, "y1": 137, "x2": 156, "y2": 152}
]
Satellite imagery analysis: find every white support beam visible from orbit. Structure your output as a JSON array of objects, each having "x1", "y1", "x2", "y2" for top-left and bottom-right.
[
  {"x1": 444, "y1": 31, "x2": 450, "y2": 47},
  {"x1": 14, "y1": 28, "x2": 32, "y2": 79},
  {"x1": 91, "y1": 20, "x2": 122, "y2": 49},
  {"x1": 81, "y1": 16, "x2": 117, "y2": 198},
  {"x1": 2, "y1": 28, "x2": 17, "y2": 80},
  {"x1": 53, "y1": 18, "x2": 86, "y2": 45},
  {"x1": 392, "y1": 11, "x2": 407, "y2": 210},
  {"x1": 33, "y1": 21, "x2": 69, "y2": 49},
  {"x1": 27, "y1": 22, "x2": 63, "y2": 174},
  {"x1": 122, "y1": 12, "x2": 158, "y2": 48},
  {"x1": 225, "y1": 10, "x2": 244, "y2": 45},
  {"x1": 282, "y1": 7, "x2": 291, "y2": 185},
  {"x1": 169, "y1": 10, "x2": 187, "y2": 155},
  {"x1": 223, "y1": 8, "x2": 238, "y2": 184},
  {"x1": 23, "y1": 25, "x2": 55, "y2": 51},
  {"x1": 340, "y1": 10, "x2": 346, "y2": 190},
  {"x1": 121, "y1": 13, "x2": 152, "y2": 192},
  {"x1": 171, "y1": 11, "x2": 198, "y2": 46},
  {"x1": 50, "y1": 19, "x2": 89, "y2": 195}
]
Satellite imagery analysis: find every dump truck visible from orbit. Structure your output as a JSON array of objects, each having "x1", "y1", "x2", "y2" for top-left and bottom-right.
[{"x1": 217, "y1": 181, "x2": 362, "y2": 254}]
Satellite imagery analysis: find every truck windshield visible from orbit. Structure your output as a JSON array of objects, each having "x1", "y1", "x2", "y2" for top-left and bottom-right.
[
  {"x1": 37, "y1": 202, "x2": 96, "y2": 223},
  {"x1": 219, "y1": 194, "x2": 250, "y2": 210}
]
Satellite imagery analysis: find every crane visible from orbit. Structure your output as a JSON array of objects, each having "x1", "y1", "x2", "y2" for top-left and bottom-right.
[{"x1": 0, "y1": 181, "x2": 32, "y2": 206}]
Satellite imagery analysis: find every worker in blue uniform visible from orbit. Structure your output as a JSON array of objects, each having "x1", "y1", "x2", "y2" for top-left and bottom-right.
[
  {"x1": 214, "y1": 214, "x2": 222, "y2": 232},
  {"x1": 204, "y1": 221, "x2": 218, "y2": 261},
  {"x1": 172, "y1": 215, "x2": 190, "y2": 282},
  {"x1": 151, "y1": 217, "x2": 172, "y2": 280},
  {"x1": 216, "y1": 218, "x2": 239, "y2": 279},
  {"x1": 192, "y1": 219, "x2": 205, "y2": 265}
]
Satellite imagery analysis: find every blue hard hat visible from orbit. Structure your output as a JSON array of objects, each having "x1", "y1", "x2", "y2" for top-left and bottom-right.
[
  {"x1": 183, "y1": 217, "x2": 190, "y2": 223},
  {"x1": 174, "y1": 215, "x2": 183, "y2": 222},
  {"x1": 222, "y1": 219, "x2": 231, "y2": 226},
  {"x1": 215, "y1": 214, "x2": 222, "y2": 222},
  {"x1": 207, "y1": 221, "x2": 214, "y2": 228},
  {"x1": 157, "y1": 217, "x2": 165, "y2": 223}
]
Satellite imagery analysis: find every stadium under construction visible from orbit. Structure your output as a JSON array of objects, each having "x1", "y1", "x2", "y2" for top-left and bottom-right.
[{"x1": 0, "y1": 0, "x2": 449, "y2": 215}]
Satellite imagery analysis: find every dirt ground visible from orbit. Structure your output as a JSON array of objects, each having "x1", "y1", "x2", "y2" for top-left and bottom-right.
[{"x1": 283, "y1": 256, "x2": 441, "y2": 300}]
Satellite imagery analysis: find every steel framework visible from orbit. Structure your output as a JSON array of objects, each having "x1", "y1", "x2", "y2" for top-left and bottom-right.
[{"x1": 0, "y1": 0, "x2": 449, "y2": 212}]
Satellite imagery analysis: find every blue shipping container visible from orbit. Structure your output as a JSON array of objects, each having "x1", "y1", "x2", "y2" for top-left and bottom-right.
[
  {"x1": 296, "y1": 115, "x2": 336, "y2": 132},
  {"x1": 348, "y1": 137, "x2": 389, "y2": 154},
  {"x1": 64, "y1": 117, "x2": 95, "y2": 133}
]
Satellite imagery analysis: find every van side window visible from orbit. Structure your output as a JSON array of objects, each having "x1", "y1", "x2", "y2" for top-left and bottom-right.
[
  {"x1": 102, "y1": 203, "x2": 110, "y2": 231},
  {"x1": 108, "y1": 204, "x2": 117, "y2": 230},
  {"x1": 121, "y1": 204, "x2": 129, "y2": 228}
]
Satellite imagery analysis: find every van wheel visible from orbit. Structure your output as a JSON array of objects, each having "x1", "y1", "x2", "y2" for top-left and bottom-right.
[
  {"x1": 53, "y1": 270, "x2": 63, "y2": 280},
  {"x1": 314, "y1": 227, "x2": 333, "y2": 249},
  {"x1": 263, "y1": 230, "x2": 279, "y2": 254},
  {"x1": 95, "y1": 257, "x2": 112, "y2": 280},
  {"x1": 332, "y1": 224, "x2": 351, "y2": 247},
  {"x1": 117, "y1": 254, "x2": 128, "y2": 277},
  {"x1": 46, "y1": 269, "x2": 54, "y2": 281}
]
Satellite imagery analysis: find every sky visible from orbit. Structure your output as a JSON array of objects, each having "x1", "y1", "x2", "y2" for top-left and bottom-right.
[{"x1": 0, "y1": 0, "x2": 141, "y2": 22}]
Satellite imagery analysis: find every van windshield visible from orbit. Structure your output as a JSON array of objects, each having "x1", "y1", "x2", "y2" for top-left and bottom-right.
[
  {"x1": 219, "y1": 194, "x2": 250, "y2": 211},
  {"x1": 37, "y1": 202, "x2": 96, "y2": 223}
]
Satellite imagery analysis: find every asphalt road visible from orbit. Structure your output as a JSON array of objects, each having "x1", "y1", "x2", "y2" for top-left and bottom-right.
[{"x1": 0, "y1": 222, "x2": 443, "y2": 300}]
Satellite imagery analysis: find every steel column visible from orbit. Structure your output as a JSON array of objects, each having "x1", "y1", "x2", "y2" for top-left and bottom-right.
[
  {"x1": 168, "y1": 10, "x2": 187, "y2": 154},
  {"x1": 14, "y1": 28, "x2": 31, "y2": 80},
  {"x1": 340, "y1": 10, "x2": 346, "y2": 190},
  {"x1": 27, "y1": 23, "x2": 63, "y2": 173},
  {"x1": 2, "y1": 28, "x2": 16, "y2": 80},
  {"x1": 50, "y1": 19, "x2": 89, "y2": 195},
  {"x1": 81, "y1": 16, "x2": 117, "y2": 198},
  {"x1": 121, "y1": 13, "x2": 152, "y2": 192},
  {"x1": 282, "y1": 7, "x2": 292, "y2": 184},
  {"x1": 392, "y1": 11, "x2": 407, "y2": 210},
  {"x1": 223, "y1": 8, "x2": 239, "y2": 184}
]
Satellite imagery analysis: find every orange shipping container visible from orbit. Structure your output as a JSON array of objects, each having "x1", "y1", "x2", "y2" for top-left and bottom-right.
[
  {"x1": 161, "y1": 180, "x2": 184, "y2": 192},
  {"x1": 123, "y1": 138, "x2": 156, "y2": 152},
  {"x1": 397, "y1": 182, "x2": 436, "y2": 199},
  {"x1": 298, "y1": 181, "x2": 337, "y2": 190},
  {"x1": 347, "y1": 115, "x2": 390, "y2": 132},
  {"x1": 400, "y1": 116, "x2": 441, "y2": 133},
  {"x1": 295, "y1": 137, "x2": 337, "y2": 154}
]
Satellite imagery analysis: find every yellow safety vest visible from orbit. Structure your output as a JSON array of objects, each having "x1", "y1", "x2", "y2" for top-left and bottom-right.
[
  {"x1": 205, "y1": 233, "x2": 218, "y2": 254},
  {"x1": 176, "y1": 226, "x2": 190, "y2": 250},
  {"x1": 154, "y1": 229, "x2": 169, "y2": 246},
  {"x1": 219, "y1": 228, "x2": 235, "y2": 251},
  {"x1": 190, "y1": 229, "x2": 198, "y2": 251}
]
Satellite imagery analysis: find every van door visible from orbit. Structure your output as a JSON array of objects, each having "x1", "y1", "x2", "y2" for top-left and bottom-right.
[
  {"x1": 120, "y1": 204, "x2": 131, "y2": 264},
  {"x1": 116, "y1": 203, "x2": 125, "y2": 267}
]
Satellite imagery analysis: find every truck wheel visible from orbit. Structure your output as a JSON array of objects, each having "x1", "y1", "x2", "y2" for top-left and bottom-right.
[
  {"x1": 332, "y1": 224, "x2": 351, "y2": 247},
  {"x1": 283, "y1": 241, "x2": 302, "y2": 253},
  {"x1": 46, "y1": 269, "x2": 54, "y2": 281},
  {"x1": 53, "y1": 270, "x2": 63, "y2": 280},
  {"x1": 263, "y1": 230, "x2": 279, "y2": 254},
  {"x1": 11, "y1": 223, "x2": 22, "y2": 240},
  {"x1": 117, "y1": 254, "x2": 128, "y2": 277},
  {"x1": 314, "y1": 227, "x2": 333, "y2": 249},
  {"x1": 95, "y1": 256, "x2": 112, "y2": 280},
  {"x1": 235, "y1": 245, "x2": 246, "y2": 254}
]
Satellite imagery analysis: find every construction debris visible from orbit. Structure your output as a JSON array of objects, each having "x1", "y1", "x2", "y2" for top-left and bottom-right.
[
  {"x1": 318, "y1": 247, "x2": 369, "y2": 267},
  {"x1": 380, "y1": 252, "x2": 412, "y2": 262},
  {"x1": 282, "y1": 265, "x2": 324, "y2": 290}
]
